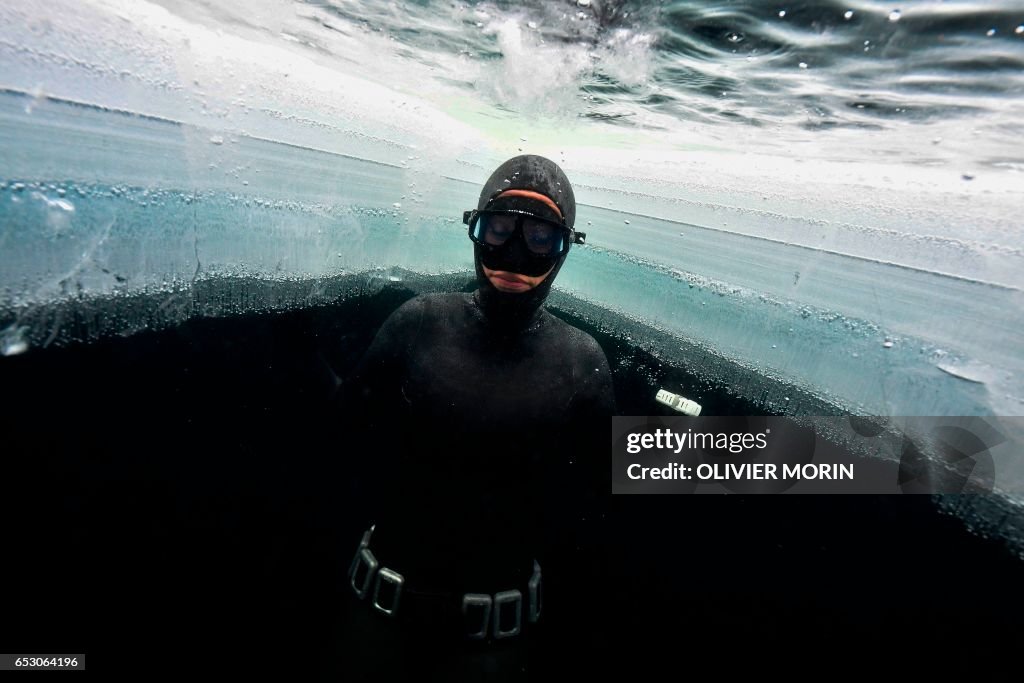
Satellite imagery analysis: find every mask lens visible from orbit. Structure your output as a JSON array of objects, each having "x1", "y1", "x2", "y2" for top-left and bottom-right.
[
  {"x1": 476, "y1": 213, "x2": 516, "y2": 246},
  {"x1": 522, "y1": 217, "x2": 563, "y2": 256}
]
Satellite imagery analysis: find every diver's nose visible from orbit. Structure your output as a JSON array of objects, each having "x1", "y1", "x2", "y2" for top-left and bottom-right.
[{"x1": 502, "y1": 230, "x2": 533, "y2": 271}]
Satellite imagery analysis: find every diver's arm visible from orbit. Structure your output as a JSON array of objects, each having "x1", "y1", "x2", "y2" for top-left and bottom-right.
[
  {"x1": 336, "y1": 296, "x2": 424, "y2": 541},
  {"x1": 570, "y1": 335, "x2": 618, "y2": 418},
  {"x1": 340, "y1": 295, "x2": 428, "y2": 421}
]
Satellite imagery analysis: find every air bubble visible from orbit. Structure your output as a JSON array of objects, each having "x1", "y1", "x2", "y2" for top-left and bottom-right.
[
  {"x1": 577, "y1": 0, "x2": 591, "y2": 7},
  {"x1": 888, "y1": 9, "x2": 901, "y2": 22},
  {"x1": 210, "y1": 135, "x2": 224, "y2": 145},
  {"x1": 986, "y1": 29, "x2": 996, "y2": 37},
  {"x1": 798, "y1": 62, "x2": 808, "y2": 69},
  {"x1": 844, "y1": 10, "x2": 853, "y2": 20},
  {"x1": 778, "y1": 10, "x2": 786, "y2": 18},
  {"x1": 0, "y1": 325, "x2": 29, "y2": 357}
]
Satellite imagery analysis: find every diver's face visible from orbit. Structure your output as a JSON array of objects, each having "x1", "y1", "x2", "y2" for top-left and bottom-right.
[{"x1": 481, "y1": 189, "x2": 563, "y2": 293}]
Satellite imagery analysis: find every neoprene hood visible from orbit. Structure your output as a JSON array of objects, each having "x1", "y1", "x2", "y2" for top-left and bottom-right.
[{"x1": 472, "y1": 155, "x2": 577, "y2": 329}]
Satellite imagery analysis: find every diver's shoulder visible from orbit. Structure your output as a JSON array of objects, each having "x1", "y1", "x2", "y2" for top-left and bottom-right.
[
  {"x1": 417, "y1": 292, "x2": 468, "y2": 305},
  {"x1": 386, "y1": 292, "x2": 468, "y2": 324},
  {"x1": 543, "y1": 311, "x2": 608, "y2": 359},
  {"x1": 391, "y1": 292, "x2": 463, "y2": 312},
  {"x1": 411, "y1": 292, "x2": 472, "y2": 315}
]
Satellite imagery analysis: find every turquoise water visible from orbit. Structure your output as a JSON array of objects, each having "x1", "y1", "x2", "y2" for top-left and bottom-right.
[{"x1": 1, "y1": 3, "x2": 1022, "y2": 445}]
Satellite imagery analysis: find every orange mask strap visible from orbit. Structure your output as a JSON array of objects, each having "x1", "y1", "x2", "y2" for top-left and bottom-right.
[{"x1": 493, "y1": 189, "x2": 563, "y2": 220}]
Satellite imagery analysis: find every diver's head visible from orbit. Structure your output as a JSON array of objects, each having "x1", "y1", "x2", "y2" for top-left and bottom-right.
[{"x1": 464, "y1": 155, "x2": 582, "y2": 301}]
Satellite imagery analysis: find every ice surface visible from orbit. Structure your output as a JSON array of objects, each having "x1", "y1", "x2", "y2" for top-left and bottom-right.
[{"x1": 1, "y1": 0, "x2": 1022, "y2": 425}]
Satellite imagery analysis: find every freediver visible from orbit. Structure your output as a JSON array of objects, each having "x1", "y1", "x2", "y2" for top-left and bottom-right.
[{"x1": 332, "y1": 155, "x2": 617, "y2": 680}]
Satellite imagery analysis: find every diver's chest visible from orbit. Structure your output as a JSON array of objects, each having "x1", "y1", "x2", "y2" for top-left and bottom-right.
[{"x1": 403, "y1": 338, "x2": 577, "y2": 422}]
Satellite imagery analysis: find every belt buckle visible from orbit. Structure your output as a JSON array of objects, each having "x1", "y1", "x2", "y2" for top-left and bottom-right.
[
  {"x1": 347, "y1": 526, "x2": 376, "y2": 595},
  {"x1": 528, "y1": 559, "x2": 542, "y2": 623},
  {"x1": 462, "y1": 593, "x2": 493, "y2": 641},
  {"x1": 372, "y1": 568, "x2": 404, "y2": 617},
  {"x1": 493, "y1": 590, "x2": 522, "y2": 639},
  {"x1": 349, "y1": 546, "x2": 378, "y2": 600}
]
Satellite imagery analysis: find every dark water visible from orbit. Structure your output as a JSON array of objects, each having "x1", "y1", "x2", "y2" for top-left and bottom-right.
[{"x1": 2, "y1": 284, "x2": 1022, "y2": 678}]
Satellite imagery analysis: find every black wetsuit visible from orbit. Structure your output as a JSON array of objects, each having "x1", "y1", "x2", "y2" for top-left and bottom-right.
[{"x1": 334, "y1": 287, "x2": 615, "y2": 679}]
